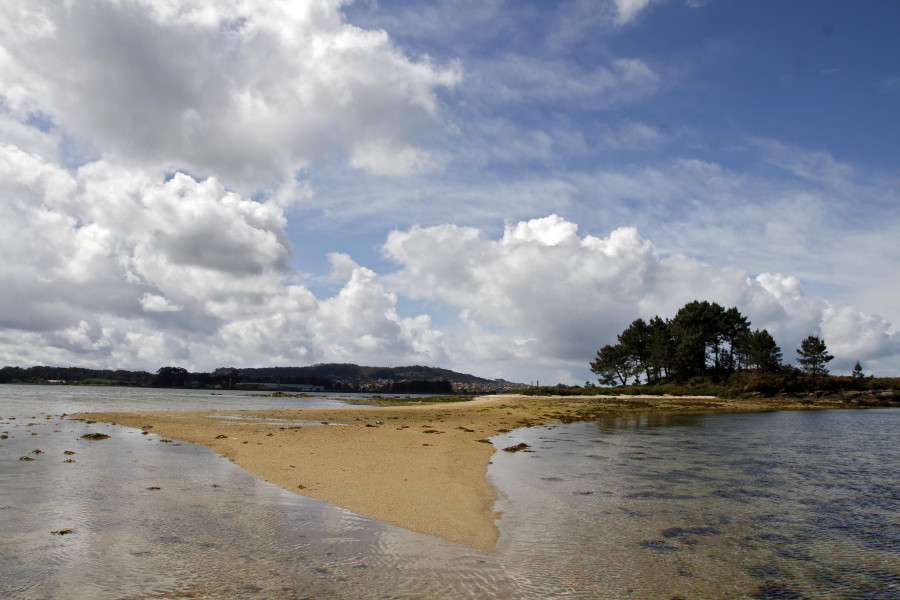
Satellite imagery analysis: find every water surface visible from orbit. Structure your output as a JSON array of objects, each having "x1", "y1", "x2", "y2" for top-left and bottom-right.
[
  {"x1": 491, "y1": 410, "x2": 900, "y2": 599},
  {"x1": 1, "y1": 385, "x2": 897, "y2": 599}
]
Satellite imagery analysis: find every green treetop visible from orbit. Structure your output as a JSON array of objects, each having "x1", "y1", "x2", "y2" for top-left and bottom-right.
[
  {"x1": 796, "y1": 335, "x2": 834, "y2": 377},
  {"x1": 590, "y1": 300, "x2": 780, "y2": 386}
]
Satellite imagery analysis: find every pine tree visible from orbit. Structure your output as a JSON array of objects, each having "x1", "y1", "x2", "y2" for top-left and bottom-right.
[
  {"x1": 590, "y1": 344, "x2": 633, "y2": 386},
  {"x1": 736, "y1": 329, "x2": 782, "y2": 372},
  {"x1": 618, "y1": 318, "x2": 652, "y2": 383},
  {"x1": 796, "y1": 335, "x2": 834, "y2": 377}
]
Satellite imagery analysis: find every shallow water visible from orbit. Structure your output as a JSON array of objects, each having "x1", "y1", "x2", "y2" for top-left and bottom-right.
[
  {"x1": 490, "y1": 410, "x2": 900, "y2": 599},
  {"x1": 0, "y1": 385, "x2": 520, "y2": 599},
  {"x1": 1, "y1": 385, "x2": 898, "y2": 599}
]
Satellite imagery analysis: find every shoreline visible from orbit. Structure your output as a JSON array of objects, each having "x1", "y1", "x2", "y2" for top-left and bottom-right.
[{"x1": 75, "y1": 394, "x2": 896, "y2": 551}]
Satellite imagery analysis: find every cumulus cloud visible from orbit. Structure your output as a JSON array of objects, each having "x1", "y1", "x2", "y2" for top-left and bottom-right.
[
  {"x1": 383, "y1": 215, "x2": 899, "y2": 379},
  {"x1": 2, "y1": 170, "x2": 897, "y2": 381},
  {"x1": 311, "y1": 253, "x2": 446, "y2": 363},
  {"x1": 0, "y1": 0, "x2": 466, "y2": 371},
  {"x1": 821, "y1": 305, "x2": 898, "y2": 369},
  {"x1": 0, "y1": 144, "x2": 443, "y2": 371},
  {"x1": 384, "y1": 215, "x2": 662, "y2": 361},
  {"x1": 0, "y1": 0, "x2": 460, "y2": 185}
]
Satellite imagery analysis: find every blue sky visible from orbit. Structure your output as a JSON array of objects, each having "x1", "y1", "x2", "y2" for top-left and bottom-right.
[{"x1": 0, "y1": 0, "x2": 897, "y2": 384}]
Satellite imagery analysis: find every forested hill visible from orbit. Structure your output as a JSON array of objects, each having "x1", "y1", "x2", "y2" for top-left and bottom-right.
[
  {"x1": 219, "y1": 364, "x2": 484, "y2": 382},
  {"x1": 0, "y1": 363, "x2": 525, "y2": 393},
  {"x1": 215, "y1": 364, "x2": 521, "y2": 389}
]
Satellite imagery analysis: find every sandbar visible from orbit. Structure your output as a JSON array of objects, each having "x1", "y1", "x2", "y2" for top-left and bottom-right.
[{"x1": 76, "y1": 393, "x2": 871, "y2": 551}]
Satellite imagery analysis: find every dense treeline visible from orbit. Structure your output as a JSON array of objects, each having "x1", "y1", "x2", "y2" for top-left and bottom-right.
[
  {"x1": 0, "y1": 365, "x2": 155, "y2": 386},
  {"x1": 0, "y1": 365, "x2": 232, "y2": 388},
  {"x1": 586, "y1": 300, "x2": 894, "y2": 397},
  {"x1": 221, "y1": 364, "x2": 497, "y2": 385},
  {"x1": 0, "y1": 364, "x2": 470, "y2": 393},
  {"x1": 591, "y1": 300, "x2": 786, "y2": 386}
]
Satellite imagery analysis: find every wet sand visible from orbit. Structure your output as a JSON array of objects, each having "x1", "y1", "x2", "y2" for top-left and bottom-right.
[{"x1": 76, "y1": 393, "x2": 876, "y2": 551}]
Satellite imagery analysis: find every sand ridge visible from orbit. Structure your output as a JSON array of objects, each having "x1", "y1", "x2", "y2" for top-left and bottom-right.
[
  {"x1": 75, "y1": 393, "x2": 871, "y2": 551},
  {"x1": 78, "y1": 395, "x2": 534, "y2": 551}
]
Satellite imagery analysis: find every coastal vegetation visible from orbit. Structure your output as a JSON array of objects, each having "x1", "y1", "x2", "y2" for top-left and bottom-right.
[
  {"x1": 522, "y1": 375, "x2": 899, "y2": 402},
  {"x1": 575, "y1": 300, "x2": 896, "y2": 400},
  {"x1": 590, "y1": 300, "x2": 784, "y2": 385}
]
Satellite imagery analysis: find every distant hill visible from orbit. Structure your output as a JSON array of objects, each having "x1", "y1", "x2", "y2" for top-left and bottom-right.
[
  {"x1": 214, "y1": 363, "x2": 526, "y2": 393},
  {"x1": 219, "y1": 364, "x2": 489, "y2": 383},
  {"x1": 0, "y1": 363, "x2": 525, "y2": 393}
]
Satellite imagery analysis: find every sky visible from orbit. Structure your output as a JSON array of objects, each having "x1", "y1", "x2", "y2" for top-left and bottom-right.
[{"x1": 1, "y1": 0, "x2": 898, "y2": 385}]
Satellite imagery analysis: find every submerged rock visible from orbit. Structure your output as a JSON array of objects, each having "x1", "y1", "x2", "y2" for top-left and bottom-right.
[
  {"x1": 81, "y1": 433, "x2": 110, "y2": 440},
  {"x1": 502, "y1": 442, "x2": 531, "y2": 453}
]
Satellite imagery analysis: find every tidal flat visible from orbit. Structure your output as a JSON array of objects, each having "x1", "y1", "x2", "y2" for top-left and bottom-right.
[{"x1": 2, "y1": 385, "x2": 898, "y2": 598}]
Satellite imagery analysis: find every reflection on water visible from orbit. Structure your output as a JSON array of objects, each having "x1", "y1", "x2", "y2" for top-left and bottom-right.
[
  {"x1": 0, "y1": 384, "x2": 380, "y2": 415},
  {"x1": 1, "y1": 385, "x2": 898, "y2": 599},
  {"x1": 0, "y1": 388, "x2": 520, "y2": 599},
  {"x1": 490, "y1": 410, "x2": 900, "y2": 599}
]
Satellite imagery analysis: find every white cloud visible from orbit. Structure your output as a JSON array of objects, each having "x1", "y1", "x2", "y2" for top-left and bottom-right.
[
  {"x1": 0, "y1": 0, "x2": 460, "y2": 186},
  {"x1": 613, "y1": 0, "x2": 660, "y2": 24},
  {"x1": 2, "y1": 163, "x2": 897, "y2": 382},
  {"x1": 0, "y1": 144, "x2": 444, "y2": 371},
  {"x1": 141, "y1": 294, "x2": 182, "y2": 313},
  {"x1": 504, "y1": 213, "x2": 579, "y2": 246},
  {"x1": 312, "y1": 254, "x2": 444, "y2": 362},
  {"x1": 383, "y1": 215, "x2": 899, "y2": 380},
  {"x1": 0, "y1": 0, "x2": 466, "y2": 372},
  {"x1": 349, "y1": 138, "x2": 433, "y2": 177},
  {"x1": 562, "y1": 148, "x2": 900, "y2": 330},
  {"x1": 821, "y1": 305, "x2": 899, "y2": 370}
]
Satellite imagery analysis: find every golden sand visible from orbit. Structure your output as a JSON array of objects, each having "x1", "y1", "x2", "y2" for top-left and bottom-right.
[{"x1": 76, "y1": 393, "x2": 861, "y2": 551}]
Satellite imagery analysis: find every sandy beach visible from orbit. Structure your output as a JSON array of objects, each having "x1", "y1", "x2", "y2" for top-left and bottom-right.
[{"x1": 76, "y1": 393, "x2": 877, "y2": 551}]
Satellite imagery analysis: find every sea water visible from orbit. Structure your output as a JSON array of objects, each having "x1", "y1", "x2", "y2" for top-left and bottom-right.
[
  {"x1": 490, "y1": 410, "x2": 900, "y2": 599},
  {"x1": 1, "y1": 384, "x2": 897, "y2": 599}
]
